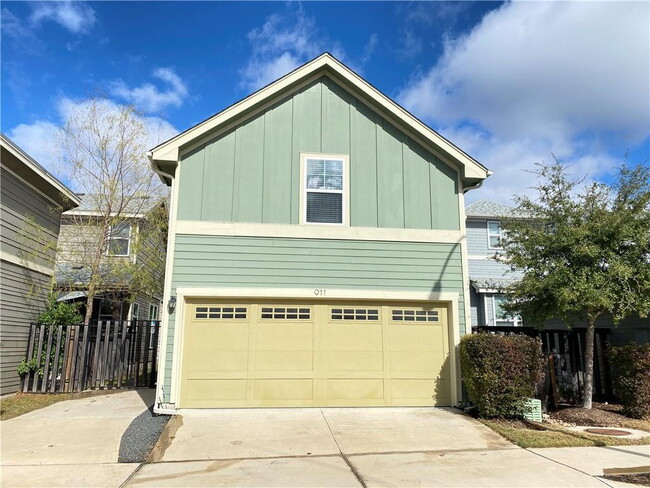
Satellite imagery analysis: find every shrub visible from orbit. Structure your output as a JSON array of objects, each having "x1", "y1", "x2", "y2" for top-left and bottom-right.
[
  {"x1": 460, "y1": 333, "x2": 544, "y2": 418},
  {"x1": 608, "y1": 342, "x2": 650, "y2": 419}
]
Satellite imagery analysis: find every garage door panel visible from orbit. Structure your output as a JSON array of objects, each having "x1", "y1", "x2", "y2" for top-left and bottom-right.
[
  {"x1": 387, "y1": 327, "x2": 446, "y2": 352},
  {"x1": 325, "y1": 351, "x2": 384, "y2": 373},
  {"x1": 185, "y1": 351, "x2": 249, "y2": 376},
  {"x1": 389, "y1": 351, "x2": 446, "y2": 377},
  {"x1": 185, "y1": 379, "x2": 247, "y2": 403},
  {"x1": 188, "y1": 324, "x2": 250, "y2": 350},
  {"x1": 254, "y1": 379, "x2": 313, "y2": 401},
  {"x1": 255, "y1": 324, "x2": 313, "y2": 350},
  {"x1": 327, "y1": 378, "x2": 384, "y2": 401},
  {"x1": 254, "y1": 351, "x2": 314, "y2": 372},
  {"x1": 324, "y1": 326, "x2": 382, "y2": 351}
]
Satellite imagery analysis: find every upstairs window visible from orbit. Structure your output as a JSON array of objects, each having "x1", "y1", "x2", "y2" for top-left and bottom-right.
[
  {"x1": 108, "y1": 222, "x2": 131, "y2": 256},
  {"x1": 487, "y1": 221, "x2": 503, "y2": 249},
  {"x1": 302, "y1": 154, "x2": 348, "y2": 225}
]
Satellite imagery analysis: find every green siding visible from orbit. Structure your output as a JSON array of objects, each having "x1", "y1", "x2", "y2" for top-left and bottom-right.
[
  {"x1": 202, "y1": 129, "x2": 235, "y2": 222},
  {"x1": 176, "y1": 76, "x2": 461, "y2": 230},
  {"x1": 162, "y1": 235, "x2": 467, "y2": 400}
]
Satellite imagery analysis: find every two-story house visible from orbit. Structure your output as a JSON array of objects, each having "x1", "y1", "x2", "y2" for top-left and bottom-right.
[
  {"x1": 54, "y1": 194, "x2": 167, "y2": 326},
  {"x1": 148, "y1": 54, "x2": 490, "y2": 412},
  {"x1": 466, "y1": 200, "x2": 522, "y2": 328},
  {"x1": 466, "y1": 199, "x2": 649, "y2": 347},
  {"x1": 0, "y1": 134, "x2": 80, "y2": 395}
]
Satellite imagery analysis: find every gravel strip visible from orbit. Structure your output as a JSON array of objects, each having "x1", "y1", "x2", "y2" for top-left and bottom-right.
[{"x1": 118, "y1": 406, "x2": 171, "y2": 463}]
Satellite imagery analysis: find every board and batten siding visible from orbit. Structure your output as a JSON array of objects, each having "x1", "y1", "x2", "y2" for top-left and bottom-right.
[
  {"x1": 1, "y1": 166, "x2": 63, "y2": 395},
  {"x1": 161, "y1": 235, "x2": 466, "y2": 401},
  {"x1": 175, "y1": 77, "x2": 460, "y2": 231}
]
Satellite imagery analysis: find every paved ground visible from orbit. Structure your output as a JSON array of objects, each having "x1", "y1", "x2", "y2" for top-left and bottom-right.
[
  {"x1": 1, "y1": 390, "x2": 153, "y2": 487},
  {"x1": 2, "y1": 397, "x2": 648, "y2": 487},
  {"x1": 126, "y1": 407, "x2": 649, "y2": 487}
]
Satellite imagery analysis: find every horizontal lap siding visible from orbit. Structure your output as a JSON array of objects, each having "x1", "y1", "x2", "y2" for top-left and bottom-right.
[
  {"x1": 1, "y1": 168, "x2": 62, "y2": 267},
  {"x1": 162, "y1": 235, "x2": 466, "y2": 401},
  {"x1": 0, "y1": 260, "x2": 50, "y2": 395}
]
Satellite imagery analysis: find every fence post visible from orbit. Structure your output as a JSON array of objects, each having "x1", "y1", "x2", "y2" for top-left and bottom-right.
[
  {"x1": 22, "y1": 324, "x2": 36, "y2": 392},
  {"x1": 40, "y1": 325, "x2": 55, "y2": 393},
  {"x1": 31, "y1": 324, "x2": 45, "y2": 393},
  {"x1": 149, "y1": 322, "x2": 160, "y2": 387}
]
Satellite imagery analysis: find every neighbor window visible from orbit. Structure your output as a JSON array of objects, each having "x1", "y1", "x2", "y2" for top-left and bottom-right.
[
  {"x1": 487, "y1": 221, "x2": 503, "y2": 249},
  {"x1": 302, "y1": 155, "x2": 347, "y2": 225},
  {"x1": 108, "y1": 222, "x2": 131, "y2": 256}
]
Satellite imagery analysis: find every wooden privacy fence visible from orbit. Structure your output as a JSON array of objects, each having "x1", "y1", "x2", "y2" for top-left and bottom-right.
[
  {"x1": 472, "y1": 326, "x2": 612, "y2": 404},
  {"x1": 21, "y1": 320, "x2": 161, "y2": 393}
]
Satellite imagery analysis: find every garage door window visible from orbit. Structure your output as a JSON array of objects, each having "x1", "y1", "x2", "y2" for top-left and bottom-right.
[
  {"x1": 195, "y1": 306, "x2": 247, "y2": 320},
  {"x1": 331, "y1": 308, "x2": 380, "y2": 321},
  {"x1": 391, "y1": 309, "x2": 439, "y2": 323},
  {"x1": 260, "y1": 306, "x2": 311, "y2": 320}
]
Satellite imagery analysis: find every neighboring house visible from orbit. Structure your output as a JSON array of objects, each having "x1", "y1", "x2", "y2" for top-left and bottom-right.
[
  {"x1": 465, "y1": 199, "x2": 649, "y2": 346},
  {"x1": 0, "y1": 134, "x2": 81, "y2": 395},
  {"x1": 466, "y1": 200, "x2": 523, "y2": 328},
  {"x1": 54, "y1": 194, "x2": 166, "y2": 325},
  {"x1": 148, "y1": 53, "x2": 490, "y2": 411}
]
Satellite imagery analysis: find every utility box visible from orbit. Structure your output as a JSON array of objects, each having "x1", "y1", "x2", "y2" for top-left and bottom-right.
[{"x1": 523, "y1": 398, "x2": 543, "y2": 422}]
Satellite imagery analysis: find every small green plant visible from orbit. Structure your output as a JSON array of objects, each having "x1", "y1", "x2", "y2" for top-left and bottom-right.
[
  {"x1": 17, "y1": 293, "x2": 82, "y2": 377},
  {"x1": 608, "y1": 342, "x2": 650, "y2": 419},
  {"x1": 37, "y1": 293, "x2": 82, "y2": 325},
  {"x1": 460, "y1": 333, "x2": 544, "y2": 418},
  {"x1": 17, "y1": 358, "x2": 40, "y2": 376}
]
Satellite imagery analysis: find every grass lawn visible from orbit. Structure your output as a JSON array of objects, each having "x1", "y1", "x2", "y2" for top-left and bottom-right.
[
  {"x1": 1, "y1": 390, "x2": 124, "y2": 421},
  {"x1": 482, "y1": 419, "x2": 650, "y2": 449}
]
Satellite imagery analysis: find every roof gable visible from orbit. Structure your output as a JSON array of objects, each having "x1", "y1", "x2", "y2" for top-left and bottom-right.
[{"x1": 148, "y1": 53, "x2": 490, "y2": 188}]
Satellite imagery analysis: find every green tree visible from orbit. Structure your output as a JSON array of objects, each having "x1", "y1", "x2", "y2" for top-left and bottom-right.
[{"x1": 499, "y1": 160, "x2": 650, "y2": 409}]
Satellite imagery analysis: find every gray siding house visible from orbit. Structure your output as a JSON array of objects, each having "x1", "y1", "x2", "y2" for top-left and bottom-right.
[
  {"x1": 466, "y1": 199, "x2": 649, "y2": 345},
  {"x1": 54, "y1": 194, "x2": 167, "y2": 325},
  {"x1": 0, "y1": 134, "x2": 80, "y2": 395}
]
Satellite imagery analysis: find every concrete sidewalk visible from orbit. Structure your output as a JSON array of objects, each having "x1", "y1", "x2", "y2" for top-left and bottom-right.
[{"x1": 1, "y1": 390, "x2": 153, "y2": 488}]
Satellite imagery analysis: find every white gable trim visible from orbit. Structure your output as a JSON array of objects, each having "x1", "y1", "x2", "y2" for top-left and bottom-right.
[{"x1": 148, "y1": 54, "x2": 490, "y2": 183}]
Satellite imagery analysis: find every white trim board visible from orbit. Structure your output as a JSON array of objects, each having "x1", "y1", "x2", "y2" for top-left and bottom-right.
[
  {"x1": 149, "y1": 54, "x2": 490, "y2": 183},
  {"x1": 174, "y1": 220, "x2": 464, "y2": 244},
  {"x1": 0, "y1": 250, "x2": 53, "y2": 276},
  {"x1": 163, "y1": 286, "x2": 462, "y2": 410}
]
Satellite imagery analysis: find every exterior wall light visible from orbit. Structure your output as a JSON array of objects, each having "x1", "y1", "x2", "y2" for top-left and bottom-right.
[{"x1": 168, "y1": 296, "x2": 177, "y2": 314}]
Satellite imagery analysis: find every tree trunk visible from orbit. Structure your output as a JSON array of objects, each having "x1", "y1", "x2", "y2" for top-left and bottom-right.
[
  {"x1": 84, "y1": 283, "x2": 96, "y2": 325},
  {"x1": 582, "y1": 315, "x2": 597, "y2": 409}
]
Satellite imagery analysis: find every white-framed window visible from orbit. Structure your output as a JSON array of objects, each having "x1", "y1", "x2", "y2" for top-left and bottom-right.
[
  {"x1": 149, "y1": 304, "x2": 159, "y2": 321},
  {"x1": 487, "y1": 220, "x2": 503, "y2": 249},
  {"x1": 300, "y1": 154, "x2": 349, "y2": 225},
  {"x1": 107, "y1": 221, "x2": 131, "y2": 256},
  {"x1": 131, "y1": 303, "x2": 140, "y2": 320},
  {"x1": 492, "y1": 294, "x2": 521, "y2": 325}
]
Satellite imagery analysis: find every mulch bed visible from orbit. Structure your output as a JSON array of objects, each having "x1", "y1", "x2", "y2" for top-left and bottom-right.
[
  {"x1": 486, "y1": 418, "x2": 546, "y2": 431},
  {"x1": 603, "y1": 473, "x2": 650, "y2": 487},
  {"x1": 550, "y1": 402, "x2": 633, "y2": 428}
]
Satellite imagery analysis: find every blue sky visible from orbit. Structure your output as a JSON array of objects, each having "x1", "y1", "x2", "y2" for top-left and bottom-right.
[{"x1": 2, "y1": 1, "x2": 649, "y2": 203}]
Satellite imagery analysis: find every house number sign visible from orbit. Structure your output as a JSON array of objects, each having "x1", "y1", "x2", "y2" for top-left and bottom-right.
[{"x1": 313, "y1": 289, "x2": 326, "y2": 296}]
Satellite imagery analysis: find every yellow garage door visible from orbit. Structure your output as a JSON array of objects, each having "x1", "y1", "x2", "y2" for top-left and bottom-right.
[{"x1": 180, "y1": 300, "x2": 450, "y2": 408}]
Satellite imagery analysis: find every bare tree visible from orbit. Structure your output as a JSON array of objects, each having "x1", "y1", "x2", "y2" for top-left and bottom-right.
[{"x1": 56, "y1": 98, "x2": 169, "y2": 324}]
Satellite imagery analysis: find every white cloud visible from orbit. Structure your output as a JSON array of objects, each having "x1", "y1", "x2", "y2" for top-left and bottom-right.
[
  {"x1": 109, "y1": 68, "x2": 188, "y2": 113},
  {"x1": 397, "y1": 1, "x2": 649, "y2": 203},
  {"x1": 29, "y1": 1, "x2": 96, "y2": 35},
  {"x1": 7, "y1": 98, "x2": 178, "y2": 189},
  {"x1": 400, "y1": 2, "x2": 649, "y2": 143},
  {"x1": 240, "y1": 6, "x2": 346, "y2": 91}
]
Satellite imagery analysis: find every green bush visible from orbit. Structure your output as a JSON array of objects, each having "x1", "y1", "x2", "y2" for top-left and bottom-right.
[
  {"x1": 608, "y1": 342, "x2": 650, "y2": 419},
  {"x1": 460, "y1": 333, "x2": 544, "y2": 418}
]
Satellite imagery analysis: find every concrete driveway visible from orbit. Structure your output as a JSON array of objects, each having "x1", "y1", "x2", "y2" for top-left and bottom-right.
[
  {"x1": 125, "y1": 408, "x2": 615, "y2": 487},
  {"x1": 1, "y1": 390, "x2": 153, "y2": 488}
]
